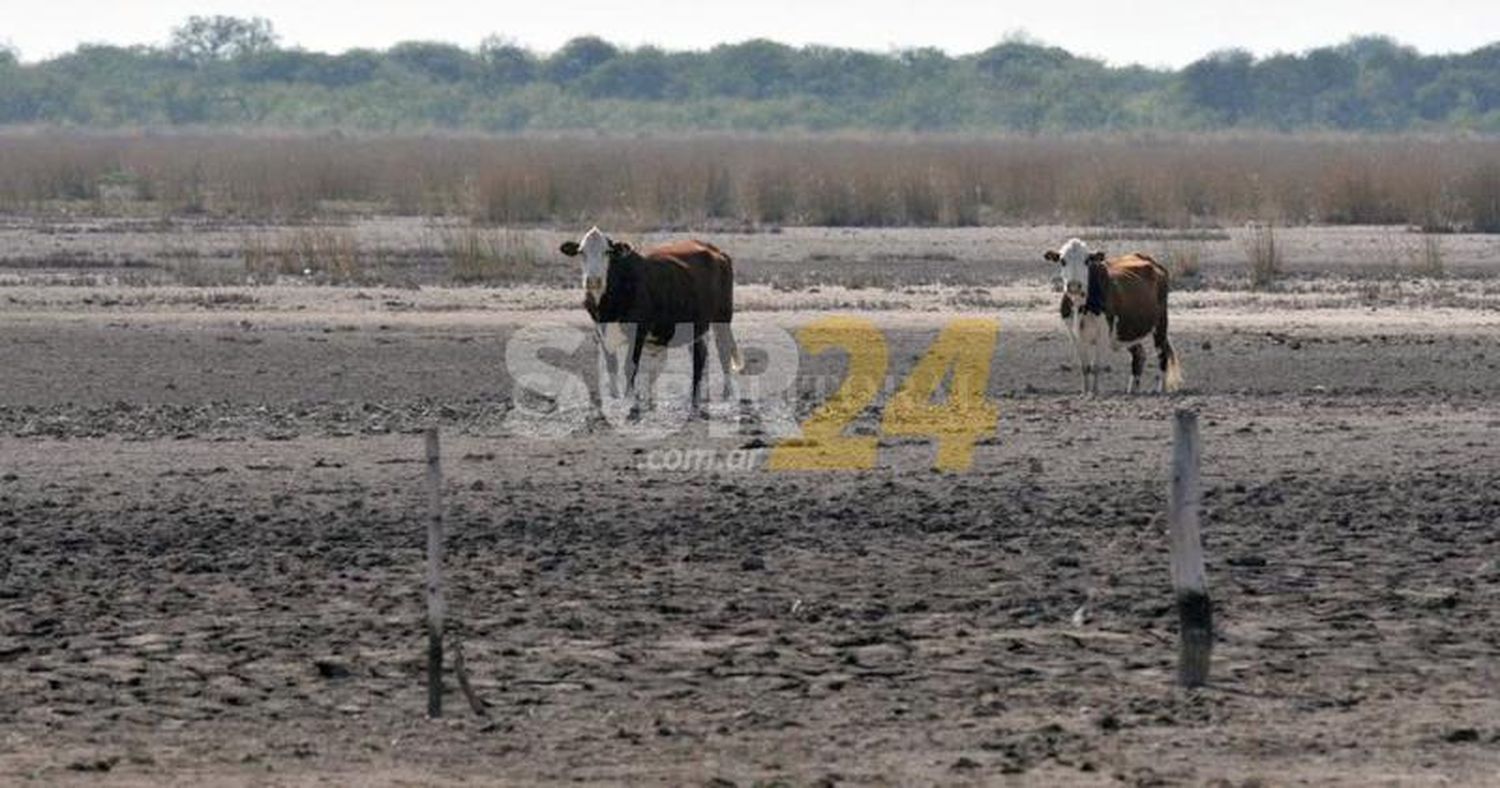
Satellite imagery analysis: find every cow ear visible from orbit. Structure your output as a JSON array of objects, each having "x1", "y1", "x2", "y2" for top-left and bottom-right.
[
  {"x1": 1044, "y1": 250, "x2": 1060, "y2": 262},
  {"x1": 559, "y1": 241, "x2": 580, "y2": 256},
  {"x1": 609, "y1": 241, "x2": 634, "y2": 257},
  {"x1": 1087, "y1": 251, "x2": 1106, "y2": 264}
]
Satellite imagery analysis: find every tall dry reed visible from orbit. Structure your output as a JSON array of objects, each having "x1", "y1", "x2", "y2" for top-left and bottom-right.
[
  {"x1": 2, "y1": 132, "x2": 1499, "y2": 230},
  {"x1": 1242, "y1": 222, "x2": 1282, "y2": 289}
]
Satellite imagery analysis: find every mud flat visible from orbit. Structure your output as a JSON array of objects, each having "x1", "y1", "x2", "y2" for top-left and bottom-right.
[{"x1": 2, "y1": 235, "x2": 1499, "y2": 784}]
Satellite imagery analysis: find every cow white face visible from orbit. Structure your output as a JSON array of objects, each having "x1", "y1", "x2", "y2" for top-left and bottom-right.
[
  {"x1": 559, "y1": 226, "x2": 611, "y2": 301},
  {"x1": 1045, "y1": 238, "x2": 1105, "y2": 303}
]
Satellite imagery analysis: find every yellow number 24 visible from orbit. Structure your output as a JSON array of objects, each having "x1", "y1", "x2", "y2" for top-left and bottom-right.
[
  {"x1": 882, "y1": 317, "x2": 999, "y2": 472},
  {"x1": 766, "y1": 316, "x2": 887, "y2": 471},
  {"x1": 769, "y1": 317, "x2": 999, "y2": 472}
]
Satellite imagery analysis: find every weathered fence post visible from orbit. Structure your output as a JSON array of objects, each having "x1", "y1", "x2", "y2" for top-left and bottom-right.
[
  {"x1": 1169, "y1": 409, "x2": 1212, "y2": 687},
  {"x1": 425, "y1": 426, "x2": 446, "y2": 718}
]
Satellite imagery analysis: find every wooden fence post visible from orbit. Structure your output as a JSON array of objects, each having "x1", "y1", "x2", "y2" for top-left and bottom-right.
[
  {"x1": 1169, "y1": 409, "x2": 1212, "y2": 687},
  {"x1": 425, "y1": 426, "x2": 446, "y2": 717}
]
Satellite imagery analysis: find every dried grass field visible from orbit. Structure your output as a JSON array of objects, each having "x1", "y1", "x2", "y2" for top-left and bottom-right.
[{"x1": 1, "y1": 216, "x2": 1499, "y2": 785}]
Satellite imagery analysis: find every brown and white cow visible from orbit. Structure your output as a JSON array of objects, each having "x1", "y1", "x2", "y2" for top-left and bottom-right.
[
  {"x1": 560, "y1": 226, "x2": 742, "y2": 415},
  {"x1": 1045, "y1": 237, "x2": 1183, "y2": 396}
]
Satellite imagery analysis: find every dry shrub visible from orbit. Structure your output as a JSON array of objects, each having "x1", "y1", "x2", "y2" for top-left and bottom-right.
[
  {"x1": 441, "y1": 226, "x2": 545, "y2": 284},
  {"x1": 1161, "y1": 240, "x2": 1205, "y2": 280},
  {"x1": 1242, "y1": 222, "x2": 1281, "y2": 289},
  {"x1": 1459, "y1": 164, "x2": 1500, "y2": 233},
  {"x1": 748, "y1": 167, "x2": 796, "y2": 224},
  {"x1": 240, "y1": 233, "x2": 279, "y2": 284},
  {"x1": 242, "y1": 226, "x2": 368, "y2": 283},
  {"x1": 282, "y1": 226, "x2": 362, "y2": 282},
  {"x1": 1406, "y1": 233, "x2": 1445, "y2": 278},
  {"x1": 3, "y1": 132, "x2": 1500, "y2": 229}
]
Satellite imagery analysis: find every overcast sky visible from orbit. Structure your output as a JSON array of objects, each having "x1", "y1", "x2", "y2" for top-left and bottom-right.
[{"x1": 4, "y1": 0, "x2": 1497, "y2": 67}]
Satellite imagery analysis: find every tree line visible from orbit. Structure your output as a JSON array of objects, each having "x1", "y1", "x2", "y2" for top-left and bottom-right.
[{"x1": 1, "y1": 16, "x2": 1497, "y2": 133}]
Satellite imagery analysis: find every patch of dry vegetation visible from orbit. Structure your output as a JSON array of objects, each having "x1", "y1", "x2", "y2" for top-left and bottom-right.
[
  {"x1": 1161, "y1": 240, "x2": 1205, "y2": 281},
  {"x1": 1406, "y1": 233, "x2": 1446, "y2": 278},
  {"x1": 240, "y1": 226, "x2": 379, "y2": 284},
  {"x1": 437, "y1": 226, "x2": 548, "y2": 284},
  {"x1": 1242, "y1": 222, "x2": 1282, "y2": 289},
  {"x1": 4, "y1": 133, "x2": 1500, "y2": 231}
]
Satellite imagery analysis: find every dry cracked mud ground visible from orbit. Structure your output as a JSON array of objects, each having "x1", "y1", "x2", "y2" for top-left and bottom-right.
[{"x1": 2, "y1": 224, "x2": 1498, "y2": 785}]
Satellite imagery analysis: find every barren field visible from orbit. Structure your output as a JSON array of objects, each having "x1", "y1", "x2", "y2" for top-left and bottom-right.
[{"x1": 2, "y1": 221, "x2": 1499, "y2": 785}]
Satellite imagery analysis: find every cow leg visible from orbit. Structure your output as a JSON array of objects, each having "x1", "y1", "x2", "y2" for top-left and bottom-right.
[
  {"x1": 1092, "y1": 345, "x2": 1104, "y2": 396},
  {"x1": 1077, "y1": 317, "x2": 1100, "y2": 397},
  {"x1": 640, "y1": 322, "x2": 682, "y2": 414},
  {"x1": 1128, "y1": 344, "x2": 1146, "y2": 394},
  {"x1": 1069, "y1": 331, "x2": 1089, "y2": 396},
  {"x1": 1088, "y1": 335, "x2": 1104, "y2": 397},
  {"x1": 641, "y1": 344, "x2": 665, "y2": 413},
  {"x1": 599, "y1": 342, "x2": 620, "y2": 399},
  {"x1": 690, "y1": 324, "x2": 709, "y2": 416},
  {"x1": 625, "y1": 323, "x2": 647, "y2": 419},
  {"x1": 1079, "y1": 344, "x2": 1094, "y2": 397},
  {"x1": 712, "y1": 323, "x2": 740, "y2": 401},
  {"x1": 591, "y1": 323, "x2": 618, "y2": 400}
]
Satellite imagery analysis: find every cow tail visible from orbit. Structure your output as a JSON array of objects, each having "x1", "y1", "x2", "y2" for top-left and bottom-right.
[
  {"x1": 717, "y1": 249, "x2": 743, "y2": 374},
  {"x1": 1156, "y1": 270, "x2": 1184, "y2": 392},
  {"x1": 715, "y1": 323, "x2": 744, "y2": 374},
  {"x1": 1163, "y1": 340, "x2": 1183, "y2": 392}
]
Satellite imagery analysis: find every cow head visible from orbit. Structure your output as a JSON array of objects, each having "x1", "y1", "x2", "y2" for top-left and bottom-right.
[
  {"x1": 559, "y1": 226, "x2": 613, "y2": 301},
  {"x1": 1044, "y1": 238, "x2": 1106, "y2": 305}
]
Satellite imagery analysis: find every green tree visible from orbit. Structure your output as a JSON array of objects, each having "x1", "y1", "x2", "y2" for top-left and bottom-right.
[
  {"x1": 974, "y1": 40, "x2": 1072, "y2": 87},
  {"x1": 237, "y1": 49, "x2": 322, "y2": 82},
  {"x1": 2, "y1": 28, "x2": 1499, "y2": 134},
  {"x1": 545, "y1": 37, "x2": 617, "y2": 84},
  {"x1": 795, "y1": 46, "x2": 899, "y2": 100},
  {"x1": 1181, "y1": 49, "x2": 1255, "y2": 123},
  {"x1": 169, "y1": 16, "x2": 279, "y2": 65},
  {"x1": 703, "y1": 40, "x2": 795, "y2": 99},
  {"x1": 898, "y1": 47, "x2": 953, "y2": 83},
  {"x1": 0, "y1": 46, "x2": 39, "y2": 123},
  {"x1": 580, "y1": 47, "x2": 675, "y2": 99},
  {"x1": 313, "y1": 50, "x2": 386, "y2": 87},
  {"x1": 479, "y1": 36, "x2": 537, "y2": 90},
  {"x1": 388, "y1": 42, "x2": 478, "y2": 83}
]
